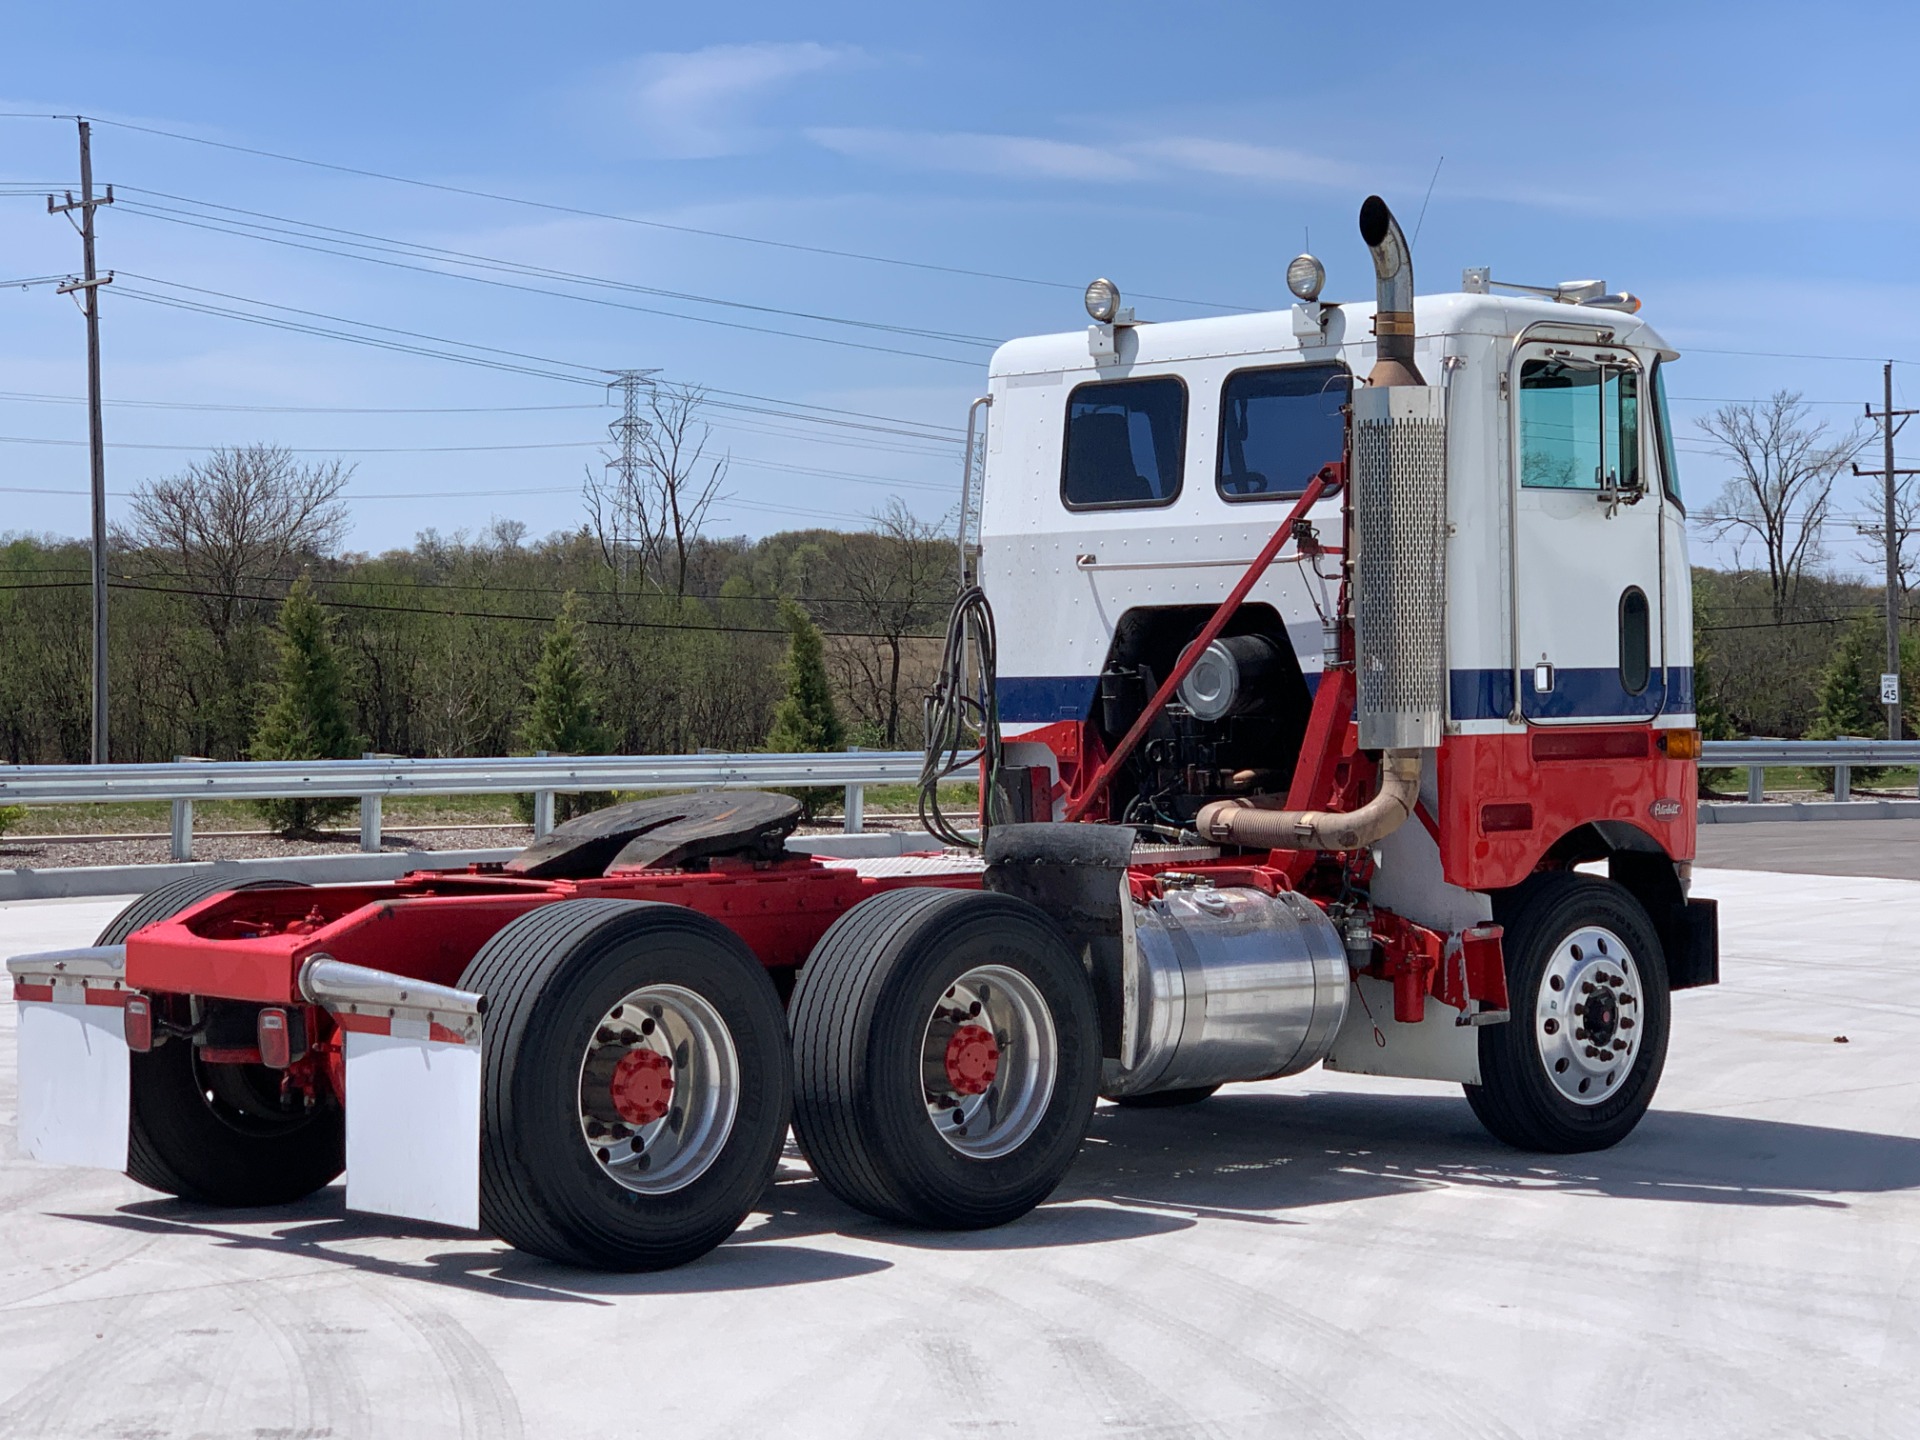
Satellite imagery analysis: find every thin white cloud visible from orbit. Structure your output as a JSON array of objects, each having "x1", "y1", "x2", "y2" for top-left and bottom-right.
[
  {"x1": 809, "y1": 126, "x2": 1141, "y2": 181},
  {"x1": 616, "y1": 43, "x2": 863, "y2": 159},
  {"x1": 1130, "y1": 136, "x2": 1367, "y2": 189},
  {"x1": 807, "y1": 124, "x2": 1374, "y2": 191}
]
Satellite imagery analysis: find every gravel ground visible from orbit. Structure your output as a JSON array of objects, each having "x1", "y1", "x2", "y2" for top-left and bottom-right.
[{"x1": 0, "y1": 826, "x2": 536, "y2": 870}]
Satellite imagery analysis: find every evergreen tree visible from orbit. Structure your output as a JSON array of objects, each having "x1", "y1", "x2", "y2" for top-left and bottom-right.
[
  {"x1": 1691, "y1": 585, "x2": 1738, "y2": 793},
  {"x1": 518, "y1": 592, "x2": 613, "y2": 823},
  {"x1": 251, "y1": 579, "x2": 362, "y2": 833},
  {"x1": 1808, "y1": 612, "x2": 1918, "y2": 789},
  {"x1": 766, "y1": 600, "x2": 845, "y2": 818}
]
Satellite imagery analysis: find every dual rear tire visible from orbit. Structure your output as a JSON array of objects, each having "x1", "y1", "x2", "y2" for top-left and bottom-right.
[{"x1": 790, "y1": 888, "x2": 1103, "y2": 1229}]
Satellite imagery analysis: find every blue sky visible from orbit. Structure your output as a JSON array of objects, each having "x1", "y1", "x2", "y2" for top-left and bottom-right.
[{"x1": 1, "y1": 1, "x2": 1914, "y2": 566}]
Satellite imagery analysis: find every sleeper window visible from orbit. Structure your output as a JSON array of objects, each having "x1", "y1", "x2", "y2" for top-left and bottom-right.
[
  {"x1": 1216, "y1": 363, "x2": 1351, "y2": 501},
  {"x1": 1061, "y1": 377, "x2": 1187, "y2": 509}
]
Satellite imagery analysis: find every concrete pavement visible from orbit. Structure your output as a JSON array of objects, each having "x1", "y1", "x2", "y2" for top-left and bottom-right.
[{"x1": 0, "y1": 866, "x2": 1914, "y2": 1439}]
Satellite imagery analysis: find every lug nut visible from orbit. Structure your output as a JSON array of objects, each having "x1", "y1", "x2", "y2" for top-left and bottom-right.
[
  {"x1": 1581, "y1": 982, "x2": 1595, "y2": 995},
  {"x1": 1621, "y1": 1017, "x2": 1635, "y2": 1028},
  {"x1": 1585, "y1": 1045, "x2": 1601, "y2": 1058}
]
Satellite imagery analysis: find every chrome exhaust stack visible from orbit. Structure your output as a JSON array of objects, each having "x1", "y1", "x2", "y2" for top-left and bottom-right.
[
  {"x1": 1358, "y1": 193, "x2": 1424, "y2": 388},
  {"x1": 1195, "y1": 195, "x2": 1442, "y2": 854}
]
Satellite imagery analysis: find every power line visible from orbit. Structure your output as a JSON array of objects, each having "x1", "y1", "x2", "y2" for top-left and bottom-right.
[
  {"x1": 0, "y1": 385, "x2": 964, "y2": 439},
  {"x1": 116, "y1": 187, "x2": 1002, "y2": 348},
  {"x1": 0, "y1": 389, "x2": 603, "y2": 415},
  {"x1": 79, "y1": 114, "x2": 1249, "y2": 312},
  {"x1": 0, "y1": 564, "x2": 945, "y2": 608},
  {"x1": 0, "y1": 575, "x2": 928, "y2": 639},
  {"x1": 112, "y1": 199, "x2": 985, "y2": 367},
  {"x1": 112, "y1": 279, "x2": 966, "y2": 443}
]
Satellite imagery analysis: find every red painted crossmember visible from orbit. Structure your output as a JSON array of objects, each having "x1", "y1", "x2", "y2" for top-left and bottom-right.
[
  {"x1": 944, "y1": 1024, "x2": 1000, "y2": 1096},
  {"x1": 610, "y1": 1048, "x2": 675, "y2": 1126}
]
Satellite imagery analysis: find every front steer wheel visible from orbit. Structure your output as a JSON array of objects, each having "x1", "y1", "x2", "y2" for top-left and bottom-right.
[
  {"x1": 790, "y1": 888, "x2": 1101, "y2": 1230},
  {"x1": 458, "y1": 899, "x2": 791, "y2": 1270},
  {"x1": 1465, "y1": 874, "x2": 1671, "y2": 1153}
]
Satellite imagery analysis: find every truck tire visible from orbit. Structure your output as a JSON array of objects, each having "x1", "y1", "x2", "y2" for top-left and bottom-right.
[
  {"x1": 791, "y1": 888, "x2": 1101, "y2": 1230},
  {"x1": 1465, "y1": 874, "x2": 1671, "y2": 1153},
  {"x1": 99, "y1": 875, "x2": 347, "y2": 1207},
  {"x1": 459, "y1": 899, "x2": 790, "y2": 1270}
]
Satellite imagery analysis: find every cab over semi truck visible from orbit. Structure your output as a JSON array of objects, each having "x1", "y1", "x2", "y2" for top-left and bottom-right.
[{"x1": 8, "y1": 197, "x2": 1716, "y2": 1271}]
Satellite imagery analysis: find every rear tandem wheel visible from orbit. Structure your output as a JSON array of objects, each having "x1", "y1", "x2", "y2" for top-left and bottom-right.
[
  {"x1": 100, "y1": 874, "x2": 346, "y2": 1208},
  {"x1": 790, "y1": 887, "x2": 1102, "y2": 1230},
  {"x1": 458, "y1": 899, "x2": 791, "y2": 1270}
]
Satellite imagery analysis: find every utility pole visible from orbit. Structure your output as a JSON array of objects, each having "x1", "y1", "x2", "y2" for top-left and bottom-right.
[
  {"x1": 48, "y1": 120, "x2": 115, "y2": 764},
  {"x1": 1853, "y1": 362, "x2": 1919, "y2": 740}
]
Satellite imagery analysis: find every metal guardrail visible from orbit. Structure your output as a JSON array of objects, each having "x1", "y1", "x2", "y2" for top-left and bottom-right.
[
  {"x1": 0, "y1": 751, "x2": 944, "y2": 860},
  {"x1": 1, "y1": 740, "x2": 1906, "y2": 866},
  {"x1": 1701, "y1": 739, "x2": 1920, "y2": 805}
]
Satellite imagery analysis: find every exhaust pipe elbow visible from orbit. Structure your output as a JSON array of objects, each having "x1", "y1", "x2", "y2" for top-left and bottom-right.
[
  {"x1": 1194, "y1": 750, "x2": 1422, "y2": 853},
  {"x1": 1358, "y1": 195, "x2": 1423, "y2": 387}
]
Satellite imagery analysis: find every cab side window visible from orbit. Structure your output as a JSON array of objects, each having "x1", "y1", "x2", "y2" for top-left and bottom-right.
[
  {"x1": 1518, "y1": 357, "x2": 1640, "y2": 492},
  {"x1": 1216, "y1": 362, "x2": 1350, "y2": 501},
  {"x1": 1061, "y1": 377, "x2": 1186, "y2": 509},
  {"x1": 1651, "y1": 362, "x2": 1685, "y2": 509}
]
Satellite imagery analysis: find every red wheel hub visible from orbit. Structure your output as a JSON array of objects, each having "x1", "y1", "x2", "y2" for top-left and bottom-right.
[
  {"x1": 944, "y1": 1024, "x2": 1000, "y2": 1096},
  {"x1": 610, "y1": 1048, "x2": 675, "y2": 1126}
]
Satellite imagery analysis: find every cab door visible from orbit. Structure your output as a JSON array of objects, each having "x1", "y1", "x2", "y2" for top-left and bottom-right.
[{"x1": 1509, "y1": 339, "x2": 1666, "y2": 724}]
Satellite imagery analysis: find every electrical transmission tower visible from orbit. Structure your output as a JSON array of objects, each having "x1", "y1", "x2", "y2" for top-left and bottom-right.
[
  {"x1": 48, "y1": 119, "x2": 115, "y2": 763},
  {"x1": 1853, "y1": 363, "x2": 1919, "y2": 740},
  {"x1": 605, "y1": 370, "x2": 659, "y2": 578}
]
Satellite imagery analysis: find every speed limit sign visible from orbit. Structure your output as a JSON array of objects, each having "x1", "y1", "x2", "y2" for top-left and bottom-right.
[{"x1": 1882, "y1": 673, "x2": 1901, "y2": 706}]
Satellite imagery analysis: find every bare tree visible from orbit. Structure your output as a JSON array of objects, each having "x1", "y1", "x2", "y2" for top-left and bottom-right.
[
  {"x1": 122, "y1": 444, "x2": 351, "y2": 650},
  {"x1": 821, "y1": 501, "x2": 957, "y2": 746},
  {"x1": 1695, "y1": 393, "x2": 1863, "y2": 624},
  {"x1": 119, "y1": 444, "x2": 351, "y2": 754},
  {"x1": 582, "y1": 382, "x2": 727, "y2": 595}
]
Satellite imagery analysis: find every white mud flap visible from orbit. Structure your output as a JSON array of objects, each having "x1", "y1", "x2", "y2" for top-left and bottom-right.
[
  {"x1": 16, "y1": 999, "x2": 131, "y2": 1170},
  {"x1": 300, "y1": 957, "x2": 485, "y2": 1232},
  {"x1": 8, "y1": 947, "x2": 134, "y2": 1171},
  {"x1": 342, "y1": 1027, "x2": 482, "y2": 1231}
]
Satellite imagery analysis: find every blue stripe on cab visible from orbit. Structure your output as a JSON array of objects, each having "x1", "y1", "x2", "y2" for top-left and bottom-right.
[
  {"x1": 1003, "y1": 668, "x2": 1693, "y2": 726},
  {"x1": 998, "y1": 676, "x2": 1102, "y2": 724},
  {"x1": 1449, "y1": 667, "x2": 1695, "y2": 722}
]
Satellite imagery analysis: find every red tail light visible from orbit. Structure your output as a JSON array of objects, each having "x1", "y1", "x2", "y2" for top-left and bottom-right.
[
  {"x1": 123, "y1": 996, "x2": 153, "y2": 1052},
  {"x1": 257, "y1": 1008, "x2": 292, "y2": 1069}
]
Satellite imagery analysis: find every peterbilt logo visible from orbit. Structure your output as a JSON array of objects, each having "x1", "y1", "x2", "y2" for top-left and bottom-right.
[{"x1": 1650, "y1": 798, "x2": 1682, "y2": 821}]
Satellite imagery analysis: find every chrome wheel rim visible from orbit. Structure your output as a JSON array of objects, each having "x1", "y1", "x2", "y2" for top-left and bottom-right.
[
  {"x1": 1535, "y1": 925, "x2": 1643, "y2": 1107},
  {"x1": 576, "y1": 983, "x2": 739, "y2": 1194},
  {"x1": 920, "y1": 964, "x2": 1057, "y2": 1159}
]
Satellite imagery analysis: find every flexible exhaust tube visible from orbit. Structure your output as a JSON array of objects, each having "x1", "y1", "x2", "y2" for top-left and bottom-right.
[{"x1": 1194, "y1": 751, "x2": 1421, "y2": 852}]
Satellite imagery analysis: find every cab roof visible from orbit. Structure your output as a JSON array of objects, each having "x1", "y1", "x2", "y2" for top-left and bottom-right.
[{"x1": 988, "y1": 290, "x2": 1676, "y2": 380}]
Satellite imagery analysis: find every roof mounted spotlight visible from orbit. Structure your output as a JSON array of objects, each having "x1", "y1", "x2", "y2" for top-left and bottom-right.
[
  {"x1": 1286, "y1": 253, "x2": 1325, "y2": 303},
  {"x1": 1084, "y1": 278, "x2": 1135, "y2": 364},
  {"x1": 1287, "y1": 251, "x2": 1330, "y2": 341},
  {"x1": 1084, "y1": 277, "x2": 1122, "y2": 324}
]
